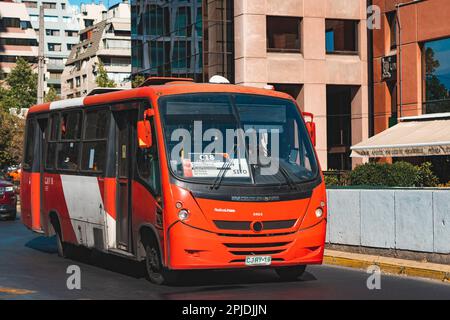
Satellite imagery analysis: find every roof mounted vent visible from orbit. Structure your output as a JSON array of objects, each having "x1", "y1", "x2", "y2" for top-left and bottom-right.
[
  {"x1": 139, "y1": 77, "x2": 194, "y2": 87},
  {"x1": 87, "y1": 87, "x2": 126, "y2": 96},
  {"x1": 209, "y1": 75, "x2": 230, "y2": 84}
]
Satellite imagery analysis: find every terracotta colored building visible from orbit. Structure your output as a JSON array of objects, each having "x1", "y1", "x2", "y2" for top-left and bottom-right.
[{"x1": 372, "y1": 0, "x2": 450, "y2": 134}]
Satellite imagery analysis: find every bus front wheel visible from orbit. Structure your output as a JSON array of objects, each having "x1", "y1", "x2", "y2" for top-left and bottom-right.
[
  {"x1": 144, "y1": 243, "x2": 179, "y2": 285},
  {"x1": 275, "y1": 265, "x2": 306, "y2": 281}
]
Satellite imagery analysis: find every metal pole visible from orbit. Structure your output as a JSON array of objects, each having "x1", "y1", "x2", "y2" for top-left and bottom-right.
[
  {"x1": 37, "y1": 5, "x2": 45, "y2": 104},
  {"x1": 396, "y1": 4, "x2": 402, "y2": 119}
]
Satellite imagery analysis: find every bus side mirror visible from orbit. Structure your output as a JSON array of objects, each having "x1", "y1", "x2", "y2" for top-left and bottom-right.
[
  {"x1": 137, "y1": 109, "x2": 154, "y2": 149},
  {"x1": 303, "y1": 112, "x2": 316, "y2": 147}
]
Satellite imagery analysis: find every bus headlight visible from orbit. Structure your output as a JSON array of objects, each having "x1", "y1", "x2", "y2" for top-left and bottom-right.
[
  {"x1": 315, "y1": 208, "x2": 324, "y2": 218},
  {"x1": 178, "y1": 209, "x2": 189, "y2": 221}
]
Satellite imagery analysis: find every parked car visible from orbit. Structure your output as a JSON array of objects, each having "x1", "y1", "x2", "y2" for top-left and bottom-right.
[{"x1": 0, "y1": 177, "x2": 17, "y2": 220}]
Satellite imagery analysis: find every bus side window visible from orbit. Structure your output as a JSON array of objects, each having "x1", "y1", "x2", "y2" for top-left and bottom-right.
[
  {"x1": 56, "y1": 111, "x2": 82, "y2": 171},
  {"x1": 80, "y1": 109, "x2": 108, "y2": 172},
  {"x1": 137, "y1": 117, "x2": 161, "y2": 197},
  {"x1": 23, "y1": 118, "x2": 35, "y2": 171}
]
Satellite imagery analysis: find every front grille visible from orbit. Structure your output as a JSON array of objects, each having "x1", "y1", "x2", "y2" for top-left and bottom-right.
[
  {"x1": 224, "y1": 242, "x2": 291, "y2": 248},
  {"x1": 229, "y1": 249, "x2": 286, "y2": 256},
  {"x1": 214, "y1": 219, "x2": 296, "y2": 231},
  {"x1": 218, "y1": 231, "x2": 296, "y2": 237},
  {"x1": 224, "y1": 241, "x2": 292, "y2": 258}
]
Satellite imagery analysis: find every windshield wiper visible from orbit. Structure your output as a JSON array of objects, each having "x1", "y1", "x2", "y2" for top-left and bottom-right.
[
  {"x1": 210, "y1": 155, "x2": 234, "y2": 190},
  {"x1": 278, "y1": 165, "x2": 298, "y2": 191}
]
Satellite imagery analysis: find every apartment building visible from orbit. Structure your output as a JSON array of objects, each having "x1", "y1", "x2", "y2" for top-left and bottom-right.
[
  {"x1": 61, "y1": 1, "x2": 131, "y2": 98},
  {"x1": 12, "y1": 0, "x2": 80, "y2": 95},
  {"x1": 77, "y1": 2, "x2": 107, "y2": 29},
  {"x1": 0, "y1": 1, "x2": 38, "y2": 79},
  {"x1": 131, "y1": 0, "x2": 369, "y2": 170}
]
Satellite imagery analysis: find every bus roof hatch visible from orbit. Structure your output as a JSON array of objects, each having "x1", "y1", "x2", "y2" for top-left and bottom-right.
[{"x1": 139, "y1": 77, "x2": 194, "y2": 87}]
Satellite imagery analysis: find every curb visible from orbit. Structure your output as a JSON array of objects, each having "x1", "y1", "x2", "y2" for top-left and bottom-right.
[{"x1": 323, "y1": 250, "x2": 450, "y2": 283}]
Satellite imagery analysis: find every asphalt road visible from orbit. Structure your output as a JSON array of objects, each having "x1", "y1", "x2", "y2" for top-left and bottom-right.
[{"x1": 1, "y1": 212, "x2": 449, "y2": 300}]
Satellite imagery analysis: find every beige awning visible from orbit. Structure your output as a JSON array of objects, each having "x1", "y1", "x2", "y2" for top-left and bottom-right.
[{"x1": 351, "y1": 113, "x2": 450, "y2": 158}]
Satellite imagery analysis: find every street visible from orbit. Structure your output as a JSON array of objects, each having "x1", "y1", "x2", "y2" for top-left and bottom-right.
[{"x1": 0, "y1": 211, "x2": 449, "y2": 300}]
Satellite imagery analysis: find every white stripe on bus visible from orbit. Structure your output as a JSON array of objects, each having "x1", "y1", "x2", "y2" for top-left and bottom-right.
[
  {"x1": 49, "y1": 97, "x2": 84, "y2": 110},
  {"x1": 60, "y1": 175, "x2": 115, "y2": 248}
]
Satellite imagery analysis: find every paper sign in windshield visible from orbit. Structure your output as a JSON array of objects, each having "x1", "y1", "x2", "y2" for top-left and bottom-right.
[{"x1": 183, "y1": 153, "x2": 250, "y2": 178}]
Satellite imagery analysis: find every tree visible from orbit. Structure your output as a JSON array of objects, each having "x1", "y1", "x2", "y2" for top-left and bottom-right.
[
  {"x1": 95, "y1": 61, "x2": 116, "y2": 88},
  {"x1": 0, "y1": 110, "x2": 25, "y2": 168},
  {"x1": 1, "y1": 57, "x2": 37, "y2": 112},
  {"x1": 44, "y1": 86, "x2": 60, "y2": 102},
  {"x1": 132, "y1": 74, "x2": 145, "y2": 88}
]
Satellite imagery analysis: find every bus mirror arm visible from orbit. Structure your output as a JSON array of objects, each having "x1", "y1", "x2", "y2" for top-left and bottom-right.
[
  {"x1": 137, "y1": 109, "x2": 155, "y2": 149},
  {"x1": 302, "y1": 112, "x2": 316, "y2": 147}
]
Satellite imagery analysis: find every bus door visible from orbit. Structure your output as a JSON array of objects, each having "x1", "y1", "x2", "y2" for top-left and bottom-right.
[
  {"x1": 113, "y1": 110, "x2": 137, "y2": 252},
  {"x1": 36, "y1": 116, "x2": 48, "y2": 232}
]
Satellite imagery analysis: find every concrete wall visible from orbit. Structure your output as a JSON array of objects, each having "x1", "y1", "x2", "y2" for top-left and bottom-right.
[{"x1": 326, "y1": 189, "x2": 450, "y2": 254}]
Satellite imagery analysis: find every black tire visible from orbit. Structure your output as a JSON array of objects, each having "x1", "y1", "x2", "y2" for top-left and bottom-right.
[
  {"x1": 275, "y1": 265, "x2": 306, "y2": 281},
  {"x1": 144, "y1": 243, "x2": 179, "y2": 285},
  {"x1": 55, "y1": 230, "x2": 68, "y2": 258}
]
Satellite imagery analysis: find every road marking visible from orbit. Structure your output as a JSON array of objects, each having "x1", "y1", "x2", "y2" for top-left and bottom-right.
[{"x1": 0, "y1": 287, "x2": 36, "y2": 295}]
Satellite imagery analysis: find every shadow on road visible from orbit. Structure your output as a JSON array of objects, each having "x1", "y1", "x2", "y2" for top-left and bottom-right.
[
  {"x1": 25, "y1": 236, "x2": 317, "y2": 288},
  {"x1": 25, "y1": 235, "x2": 58, "y2": 254}
]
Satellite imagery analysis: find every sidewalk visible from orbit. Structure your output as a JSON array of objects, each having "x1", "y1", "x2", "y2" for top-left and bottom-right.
[{"x1": 324, "y1": 249, "x2": 450, "y2": 282}]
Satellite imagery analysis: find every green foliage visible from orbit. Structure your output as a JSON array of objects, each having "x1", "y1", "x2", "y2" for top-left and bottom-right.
[
  {"x1": 349, "y1": 161, "x2": 439, "y2": 188},
  {"x1": 415, "y1": 162, "x2": 440, "y2": 187},
  {"x1": 95, "y1": 61, "x2": 116, "y2": 88},
  {"x1": 0, "y1": 57, "x2": 37, "y2": 112},
  {"x1": 44, "y1": 86, "x2": 60, "y2": 103},
  {"x1": 0, "y1": 110, "x2": 25, "y2": 167},
  {"x1": 324, "y1": 170, "x2": 351, "y2": 187},
  {"x1": 132, "y1": 74, "x2": 145, "y2": 88}
]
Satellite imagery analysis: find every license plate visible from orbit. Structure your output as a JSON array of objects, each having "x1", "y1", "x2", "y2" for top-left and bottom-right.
[{"x1": 245, "y1": 255, "x2": 272, "y2": 266}]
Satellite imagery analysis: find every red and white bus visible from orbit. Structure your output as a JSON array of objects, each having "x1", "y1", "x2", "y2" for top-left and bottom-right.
[{"x1": 21, "y1": 78, "x2": 327, "y2": 284}]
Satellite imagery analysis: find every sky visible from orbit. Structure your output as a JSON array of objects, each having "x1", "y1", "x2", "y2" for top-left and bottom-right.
[{"x1": 68, "y1": 0, "x2": 122, "y2": 9}]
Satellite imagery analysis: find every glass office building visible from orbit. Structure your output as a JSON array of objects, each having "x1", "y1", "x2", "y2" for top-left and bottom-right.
[{"x1": 131, "y1": 0, "x2": 234, "y2": 83}]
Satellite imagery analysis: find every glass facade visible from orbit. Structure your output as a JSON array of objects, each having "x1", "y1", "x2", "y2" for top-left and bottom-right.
[
  {"x1": 423, "y1": 37, "x2": 450, "y2": 114},
  {"x1": 131, "y1": 0, "x2": 234, "y2": 83}
]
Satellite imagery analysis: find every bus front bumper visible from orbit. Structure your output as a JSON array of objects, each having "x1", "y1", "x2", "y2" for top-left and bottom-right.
[{"x1": 167, "y1": 219, "x2": 326, "y2": 270}]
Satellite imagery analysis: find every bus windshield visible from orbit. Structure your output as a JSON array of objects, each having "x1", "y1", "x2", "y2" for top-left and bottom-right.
[{"x1": 159, "y1": 93, "x2": 319, "y2": 186}]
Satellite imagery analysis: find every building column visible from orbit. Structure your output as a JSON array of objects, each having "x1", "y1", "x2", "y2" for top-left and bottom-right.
[
  {"x1": 302, "y1": 83, "x2": 327, "y2": 170},
  {"x1": 351, "y1": 85, "x2": 369, "y2": 168}
]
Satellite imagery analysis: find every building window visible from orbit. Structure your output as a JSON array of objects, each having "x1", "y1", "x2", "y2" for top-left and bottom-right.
[
  {"x1": 48, "y1": 43, "x2": 62, "y2": 52},
  {"x1": 387, "y1": 12, "x2": 397, "y2": 50},
  {"x1": 65, "y1": 30, "x2": 78, "y2": 37},
  {"x1": 23, "y1": 1, "x2": 38, "y2": 8},
  {"x1": 423, "y1": 37, "x2": 450, "y2": 114},
  {"x1": 61, "y1": 3, "x2": 66, "y2": 10},
  {"x1": 42, "y1": 2, "x2": 57, "y2": 9},
  {"x1": 68, "y1": 79, "x2": 74, "y2": 89},
  {"x1": 46, "y1": 29, "x2": 60, "y2": 36},
  {"x1": 325, "y1": 19, "x2": 358, "y2": 54},
  {"x1": 84, "y1": 19, "x2": 94, "y2": 27},
  {"x1": 267, "y1": 16, "x2": 301, "y2": 53},
  {"x1": 67, "y1": 43, "x2": 74, "y2": 50},
  {"x1": 75, "y1": 77, "x2": 81, "y2": 87}
]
